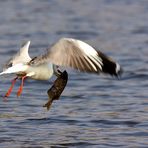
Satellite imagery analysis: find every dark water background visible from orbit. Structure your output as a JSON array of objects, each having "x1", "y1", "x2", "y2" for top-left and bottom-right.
[{"x1": 0, "y1": 0, "x2": 148, "y2": 147}]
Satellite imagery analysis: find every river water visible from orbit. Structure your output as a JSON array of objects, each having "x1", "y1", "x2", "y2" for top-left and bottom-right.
[{"x1": 0, "y1": 0, "x2": 147, "y2": 147}]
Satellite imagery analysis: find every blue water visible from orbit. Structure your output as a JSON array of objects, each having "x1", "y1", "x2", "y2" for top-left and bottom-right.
[{"x1": 0, "y1": 0, "x2": 148, "y2": 147}]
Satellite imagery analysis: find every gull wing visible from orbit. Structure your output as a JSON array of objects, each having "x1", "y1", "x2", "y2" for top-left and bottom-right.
[
  {"x1": 29, "y1": 38, "x2": 104, "y2": 73},
  {"x1": 29, "y1": 38, "x2": 122, "y2": 76},
  {"x1": 12, "y1": 41, "x2": 31, "y2": 64},
  {"x1": 3, "y1": 41, "x2": 31, "y2": 70}
]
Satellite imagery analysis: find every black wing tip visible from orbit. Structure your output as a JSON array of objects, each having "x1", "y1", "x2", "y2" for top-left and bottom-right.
[
  {"x1": 114, "y1": 65, "x2": 123, "y2": 78},
  {"x1": 102, "y1": 61, "x2": 123, "y2": 78},
  {"x1": 97, "y1": 51, "x2": 123, "y2": 78}
]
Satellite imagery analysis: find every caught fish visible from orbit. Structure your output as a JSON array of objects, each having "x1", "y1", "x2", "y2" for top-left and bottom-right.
[{"x1": 43, "y1": 70, "x2": 68, "y2": 110}]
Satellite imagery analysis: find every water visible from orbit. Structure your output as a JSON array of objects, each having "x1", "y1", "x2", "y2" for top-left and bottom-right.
[{"x1": 0, "y1": 0, "x2": 148, "y2": 147}]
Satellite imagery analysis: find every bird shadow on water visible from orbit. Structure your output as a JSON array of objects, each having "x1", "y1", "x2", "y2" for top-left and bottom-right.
[
  {"x1": 50, "y1": 142, "x2": 97, "y2": 148},
  {"x1": 121, "y1": 71, "x2": 148, "y2": 81}
]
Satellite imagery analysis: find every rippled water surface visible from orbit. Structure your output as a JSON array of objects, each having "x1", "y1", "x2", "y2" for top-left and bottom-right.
[{"x1": 0, "y1": 0, "x2": 148, "y2": 147}]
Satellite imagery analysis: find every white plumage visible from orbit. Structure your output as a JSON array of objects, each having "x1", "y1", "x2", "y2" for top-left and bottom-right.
[{"x1": 0, "y1": 38, "x2": 122, "y2": 98}]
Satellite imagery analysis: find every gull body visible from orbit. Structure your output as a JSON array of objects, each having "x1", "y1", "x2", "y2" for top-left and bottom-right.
[
  {"x1": 1, "y1": 63, "x2": 54, "y2": 80},
  {"x1": 28, "y1": 63, "x2": 54, "y2": 80},
  {"x1": 0, "y1": 38, "x2": 122, "y2": 97},
  {"x1": 1, "y1": 41, "x2": 54, "y2": 80}
]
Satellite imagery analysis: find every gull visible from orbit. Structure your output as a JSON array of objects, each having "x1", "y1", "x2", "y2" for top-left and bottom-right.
[{"x1": 0, "y1": 38, "x2": 122, "y2": 99}]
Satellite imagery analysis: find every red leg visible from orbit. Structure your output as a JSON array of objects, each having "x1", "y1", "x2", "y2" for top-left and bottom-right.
[
  {"x1": 4, "y1": 77, "x2": 18, "y2": 100},
  {"x1": 17, "y1": 76, "x2": 27, "y2": 97}
]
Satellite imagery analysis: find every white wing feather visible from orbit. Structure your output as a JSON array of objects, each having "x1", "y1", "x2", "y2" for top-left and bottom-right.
[{"x1": 30, "y1": 38, "x2": 103, "y2": 73}]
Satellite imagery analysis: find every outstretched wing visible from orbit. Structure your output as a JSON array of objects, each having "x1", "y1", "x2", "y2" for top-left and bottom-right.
[
  {"x1": 29, "y1": 38, "x2": 103, "y2": 73},
  {"x1": 29, "y1": 38, "x2": 122, "y2": 76}
]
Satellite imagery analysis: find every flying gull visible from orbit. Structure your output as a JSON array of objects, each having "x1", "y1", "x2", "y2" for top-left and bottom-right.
[{"x1": 0, "y1": 38, "x2": 122, "y2": 99}]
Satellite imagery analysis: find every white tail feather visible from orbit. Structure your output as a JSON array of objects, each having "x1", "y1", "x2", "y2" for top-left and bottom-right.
[{"x1": 0, "y1": 63, "x2": 28, "y2": 75}]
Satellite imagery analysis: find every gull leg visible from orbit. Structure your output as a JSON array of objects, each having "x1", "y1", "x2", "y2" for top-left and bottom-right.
[
  {"x1": 4, "y1": 77, "x2": 18, "y2": 100},
  {"x1": 17, "y1": 76, "x2": 27, "y2": 97}
]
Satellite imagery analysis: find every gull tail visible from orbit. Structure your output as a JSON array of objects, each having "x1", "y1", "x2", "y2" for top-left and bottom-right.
[
  {"x1": 0, "y1": 63, "x2": 27, "y2": 75},
  {"x1": 98, "y1": 51, "x2": 123, "y2": 77}
]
